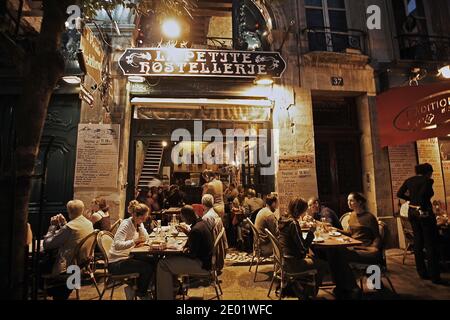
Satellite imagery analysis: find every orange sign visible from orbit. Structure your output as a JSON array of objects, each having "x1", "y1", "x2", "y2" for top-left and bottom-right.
[
  {"x1": 80, "y1": 26, "x2": 104, "y2": 85},
  {"x1": 377, "y1": 82, "x2": 450, "y2": 147}
]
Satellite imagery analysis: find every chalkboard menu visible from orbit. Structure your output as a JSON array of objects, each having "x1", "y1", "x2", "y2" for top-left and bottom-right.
[
  {"x1": 417, "y1": 138, "x2": 446, "y2": 210},
  {"x1": 74, "y1": 124, "x2": 120, "y2": 188},
  {"x1": 388, "y1": 143, "x2": 418, "y2": 211},
  {"x1": 277, "y1": 154, "x2": 317, "y2": 216}
]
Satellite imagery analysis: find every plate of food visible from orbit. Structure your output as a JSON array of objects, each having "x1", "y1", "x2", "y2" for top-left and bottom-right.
[
  {"x1": 313, "y1": 237, "x2": 324, "y2": 243},
  {"x1": 330, "y1": 231, "x2": 342, "y2": 237}
]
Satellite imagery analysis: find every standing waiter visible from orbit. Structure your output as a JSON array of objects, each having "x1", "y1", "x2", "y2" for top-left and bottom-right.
[{"x1": 397, "y1": 163, "x2": 444, "y2": 284}]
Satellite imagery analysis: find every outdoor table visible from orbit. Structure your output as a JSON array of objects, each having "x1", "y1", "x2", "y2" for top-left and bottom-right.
[
  {"x1": 131, "y1": 238, "x2": 187, "y2": 256},
  {"x1": 309, "y1": 234, "x2": 363, "y2": 248}
]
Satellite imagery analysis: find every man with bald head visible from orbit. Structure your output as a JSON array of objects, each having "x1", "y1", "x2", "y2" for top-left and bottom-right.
[{"x1": 307, "y1": 197, "x2": 342, "y2": 229}]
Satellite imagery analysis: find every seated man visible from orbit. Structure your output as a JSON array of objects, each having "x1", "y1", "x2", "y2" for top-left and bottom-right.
[
  {"x1": 254, "y1": 194, "x2": 279, "y2": 256},
  {"x1": 201, "y1": 194, "x2": 220, "y2": 231},
  {"x1": 307, "y1": 197, "x2": 342, "y2": 229},
  {"x1": 243, "y1": 189, "x2": 264, "y2": 217},
  {"x1": 156, "y1": 206, "x2": 214, "y2": 300},
  {"x1": 42, "y1": 200, "x2": 94, "y2": 300}
]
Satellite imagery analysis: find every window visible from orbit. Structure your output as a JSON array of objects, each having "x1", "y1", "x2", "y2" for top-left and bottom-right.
[
  {"x1": 305, "y1": 0, "x2": 349, "y2": 52},
  {"x1": 392, "y1": 0, "x2": 434, "y2": 60},
  {"x1": 393, "y1": 0, "x2": 428, "y2": 35}
]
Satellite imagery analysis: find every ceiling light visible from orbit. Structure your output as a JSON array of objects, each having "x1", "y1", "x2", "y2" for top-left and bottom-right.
[
  {"x1": 62, "y1": 76, "x2": 81, "y2": 84},
  {"x1": 162, "y1": 19, "x2": 181, "y2": 39},
  {"x1": 254, "y1": 76, "x2": 274, "y2": 86},
  {"x1": 128, "y1": 76, "x2": 146, "y2": 83},
  {"x1": 438, "y1": 65, "x2": 450, "y2": 79}
]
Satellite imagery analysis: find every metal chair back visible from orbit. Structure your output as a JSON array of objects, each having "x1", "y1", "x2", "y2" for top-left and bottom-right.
[
  {"x1": 246, "y1": 217, "x2": 261, "y2": 253},
  {"x1": 72, "y1": 230, "x2": 99, "y2": 268},
  {"x1": 265, "y1": 228, "x2": 282, "y2": 267},
  {"x1": 110, "y1": 219, "x2": 122, "y2": 236},
  {"x1": 211, "y1": 227, "x2": 225, "y2": 272},
  {"x1": 96, "y1": 231, "x2": 114, "y2": 268}
]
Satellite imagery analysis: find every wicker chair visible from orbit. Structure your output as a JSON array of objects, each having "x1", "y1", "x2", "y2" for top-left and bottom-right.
[
  {"x1": 109, "y1": 219, "x2": 122, "y2": 236},
  {"x1": 399, "y1": 216, "x2": 415, "y2": 264},
  {"x1": 42, "y1": 230, "x2": 101, "y2": 300},
  {"x1": 265, "y1": 228, "x2": 317, "y2": 300},
  {"x1": 180, "y1": 228, "x2": 225, "y2": 300},
  {"x1": 339, "y1": 212, "x2": 351, "y2": 232},
  {"x1": 96, "y1": 231, "x2": 139, "y2": 300},
  {"x1": 246, "y1": 218, "x2": 273, "y2": 282},
  {"x1": 349, "y1": 220, "x2": 396, "y2": 294}
]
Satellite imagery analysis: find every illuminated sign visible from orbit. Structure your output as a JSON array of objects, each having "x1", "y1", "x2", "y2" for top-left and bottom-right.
[{"x1": 119, "y1": 48, "x2": 286, "y2": 79}]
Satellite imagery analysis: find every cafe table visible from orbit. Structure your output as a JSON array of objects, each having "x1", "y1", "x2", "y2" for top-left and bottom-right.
[
  {"x1": 163, "y1": 207, "x2": 182, "y2": 215},
  {"x1": 131, "y1": 235, "x2": 187, "y2": 256},
  {"x1": 310, "y1": 233, "x2": 363, "y2": 248}
]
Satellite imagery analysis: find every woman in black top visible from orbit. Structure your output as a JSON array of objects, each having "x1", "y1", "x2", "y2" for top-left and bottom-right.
[
  {"x1": 278, "y1": 198, "x2": 327, "y2": 298},
  {"x1": 397, "y1": 163, "x2": 442, "y2": 284}
]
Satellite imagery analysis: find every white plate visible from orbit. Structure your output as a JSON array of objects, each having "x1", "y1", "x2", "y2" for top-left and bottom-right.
[
  {"x1": 330, "y1": 231, "x2": 341, "y2": 237},
  {"x1": 313, "y1": 237, "x2": 324, "y2": 243}
]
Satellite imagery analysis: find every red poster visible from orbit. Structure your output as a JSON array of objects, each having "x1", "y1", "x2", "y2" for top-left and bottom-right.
[{"x1": 377, "y1": 81, "x2": 450, "y2": 147}]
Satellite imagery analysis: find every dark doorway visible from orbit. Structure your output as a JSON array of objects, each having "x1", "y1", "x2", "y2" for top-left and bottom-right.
[
  {"x1": 28, "y1": 95, "x2": 81, "y2": 236},
  {"x1": 313, "y1": 97, "x2": 363, "y2": 216}
]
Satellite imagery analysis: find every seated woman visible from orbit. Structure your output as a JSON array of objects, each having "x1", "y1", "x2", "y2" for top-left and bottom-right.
[
  {"x1": 90, "y1": 197, "x2": 111, "y2": 231},
  {"x1": 278, "y1": 197, "x2": 327, "y2": 298},
  {"x1": 326, "y1": 192, "x2": 382, "y2": 299},
  {"x1": 108, "y1": 200, "x2": 153, "y2": 300}
]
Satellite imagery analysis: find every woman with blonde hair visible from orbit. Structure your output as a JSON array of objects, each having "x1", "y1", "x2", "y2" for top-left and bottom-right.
[{"x1": 108, "y1": 200, "x2": 153, "y2": 300}]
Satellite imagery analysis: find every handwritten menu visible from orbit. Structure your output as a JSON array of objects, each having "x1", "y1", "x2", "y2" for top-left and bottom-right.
[
  {"x1": 277, "y1": 154, "x2": 317, "y2": 216},
  {"x1": 74, "y1": 124, "x2": 120, "y2": 188},
  {"x1": 439, "y1": 139, "x2": 450, "y2": 211},
  {"x1": 417, "y1": 138, "x2": 446, "y2": 210},
  {"x1": 388, "y1": 143, "x2": 418, "y2": 211}
]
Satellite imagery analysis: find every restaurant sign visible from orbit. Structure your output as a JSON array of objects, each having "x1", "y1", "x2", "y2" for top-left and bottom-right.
[
  {"x1": 118, "y1": 48, "x2": 286, "y2": 78},
  {"x1": 80, "y1": 26, "x2": 104, "y2": 85},
  {"x1": 377, "y1": 82, "x2": 450, "y2": 147}
]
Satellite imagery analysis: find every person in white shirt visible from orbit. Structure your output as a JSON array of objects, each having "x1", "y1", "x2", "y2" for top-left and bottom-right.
[
  {"x1": 42, "y1": 200, "x2": 93, "y2": 299},
  {"x1": 108, "y1": 200, "x2": 153, "y2": 299},
  {"x1": 201, "y1": 194, "x2": 220, "y2": 231}
]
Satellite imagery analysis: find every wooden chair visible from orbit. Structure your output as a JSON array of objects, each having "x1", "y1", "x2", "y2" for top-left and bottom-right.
[
  {"x1": 109, "y1": 219, "x2": 122, "y2": 236},
  {"x1": 246, "y1": 218, "x2": 272, "y2": 282},
  {"x1": 265, "y1": 228, "x2": 317, "y2": 300},
  {"x1": 96, "y1": 231, "x2": 139, "y2": 300},
  {"x1": 350, "y1": 220, "x2": 397, "y2": 294},
  {"x1": 180, "y1": 228, "x2": 225, "y2": 300},
  {"x1": 42, "y1": 230, "x2": 101, "y2": 300}
]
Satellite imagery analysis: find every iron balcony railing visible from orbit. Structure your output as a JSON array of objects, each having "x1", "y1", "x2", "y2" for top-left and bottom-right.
[
  {"x1": 302, "y1": 27, "x2": 368, "y2": 55},
  {"x1": 397, "y1": 34, "x2": 450, "y2": 62}
]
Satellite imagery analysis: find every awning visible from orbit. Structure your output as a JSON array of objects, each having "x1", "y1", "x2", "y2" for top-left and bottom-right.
[
  {"x1": 131, "y1": 97, "x2": 272, "y2": 121},
  {"x1": 377, "y1": 81, "x2": 450, "y2": 147}
]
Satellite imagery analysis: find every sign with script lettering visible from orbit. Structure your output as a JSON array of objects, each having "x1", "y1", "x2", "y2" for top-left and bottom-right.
[
  {"x1": 80, "y1": 26, "x2": 104, "y2": 85},
  {"x1": 119, "y1": 48, "x2": 286, "y2": 78}
]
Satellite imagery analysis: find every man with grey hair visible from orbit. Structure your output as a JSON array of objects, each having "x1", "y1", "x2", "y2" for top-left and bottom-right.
[
  {"x1": 42, "y1": 199, "x2": 94, "y2": 299},
  {"x1": 201, "y1": 193, "x2": 220, "y2": 231}
]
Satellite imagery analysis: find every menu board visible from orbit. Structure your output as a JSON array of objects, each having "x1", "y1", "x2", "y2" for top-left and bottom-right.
[
  {"x1": 74, "y1": 124, "x2": 120, "y2": 188},
  {"x1": 439, "y1": 139, "x2": 450, "y2": 211},
  {"x1": 277, "y1": 154, "x2": 317, "y2": 216},
  {"x1": 417, "y1": 138, "x2": 446, "y2": 210},
  {"x1": 388, "y1": 143, "x2": 417, "y2": 211}
]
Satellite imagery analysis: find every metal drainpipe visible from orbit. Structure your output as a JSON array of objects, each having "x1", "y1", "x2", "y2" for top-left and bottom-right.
[{"x1": 15, "y1": 0, "x2": 24, "y2": 38}]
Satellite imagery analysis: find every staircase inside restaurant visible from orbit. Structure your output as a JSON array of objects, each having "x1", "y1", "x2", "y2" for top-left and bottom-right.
[{"x1": 137, "y1": 141, "x2": 164, "y2": 188}]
